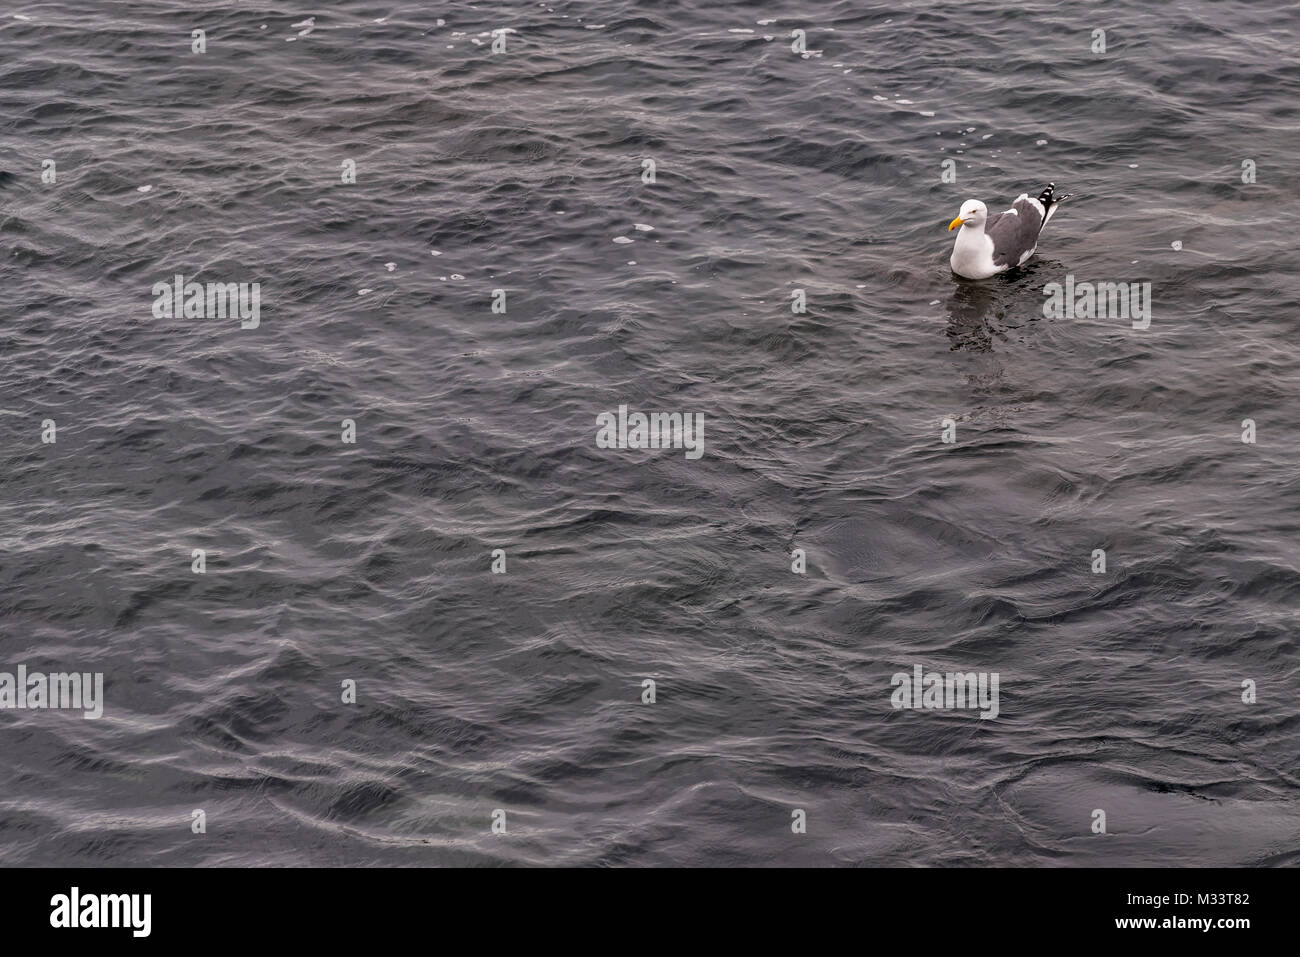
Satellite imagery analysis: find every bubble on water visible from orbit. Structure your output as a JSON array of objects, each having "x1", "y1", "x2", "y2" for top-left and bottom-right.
[
  {"x1": 1171, "y1": 241, "x2": 1183, "y2": 251},
  {"x1": 385, "y1": 263, "x2": 396, "y2": 271}
]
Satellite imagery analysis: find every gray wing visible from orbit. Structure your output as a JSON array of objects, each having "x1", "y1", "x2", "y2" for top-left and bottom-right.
[{"x1": 986, "y1": 195, "x2": 1046, "y2": 268}]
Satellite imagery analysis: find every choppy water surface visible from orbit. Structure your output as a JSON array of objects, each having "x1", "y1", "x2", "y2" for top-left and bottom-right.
[{"x1": 2, "y1": 0, "x2": 1298, "y2": 866}]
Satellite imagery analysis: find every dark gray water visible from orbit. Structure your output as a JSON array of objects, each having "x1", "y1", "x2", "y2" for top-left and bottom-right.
[{"x1": 2, "y1": 0, "x2": 1298, "y2": 866}]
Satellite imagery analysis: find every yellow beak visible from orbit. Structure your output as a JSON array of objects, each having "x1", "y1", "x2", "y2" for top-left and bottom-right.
[{"x1": 948, "y1": 217, "x2": 965, "y2": 231}]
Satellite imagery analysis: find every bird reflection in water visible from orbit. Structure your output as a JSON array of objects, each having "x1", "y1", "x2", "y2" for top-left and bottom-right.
[
  {"x1": 943, "y1": 259, "x2": 1059, "y2": 352},
  {"x1": 944, "y1": 280, "x2": 1004, "y2": 352}
]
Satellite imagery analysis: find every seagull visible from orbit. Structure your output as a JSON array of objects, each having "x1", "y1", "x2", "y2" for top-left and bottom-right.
[{"x1": 947, "y1": 183, "x2": 1071, "y2": 279}]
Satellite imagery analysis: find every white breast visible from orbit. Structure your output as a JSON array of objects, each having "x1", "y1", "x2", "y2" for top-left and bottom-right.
[{"x1": 949, "y1": 225, "x2": 1001, "y2": 280}]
